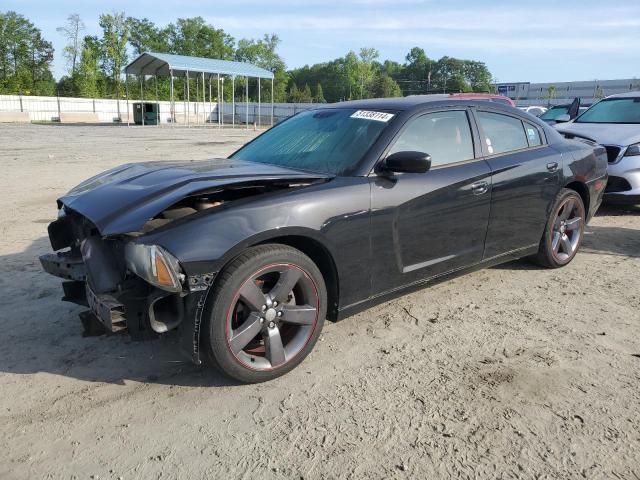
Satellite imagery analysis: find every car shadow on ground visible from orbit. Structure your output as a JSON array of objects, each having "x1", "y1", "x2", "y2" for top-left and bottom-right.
[
  {"x1": 0, "y1": 236, "x2": 241, "y2": 388},
  {"x1": 494, "y1": 203, "x2": 640, "y2": 270},
  {"x1": 1, "y1": 205, "x2": 637, "y2": 387}
]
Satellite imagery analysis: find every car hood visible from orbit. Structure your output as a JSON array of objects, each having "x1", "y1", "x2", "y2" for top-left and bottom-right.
[
  {"x1": 555, "y1": 122, "x2": 640, "y2": 146},
  {"x1": 60, "y1": 159, "x2": 332, "y2": 235}
]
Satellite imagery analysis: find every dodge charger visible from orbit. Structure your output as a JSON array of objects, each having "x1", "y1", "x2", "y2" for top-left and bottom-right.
[{"x1": 40, "y1": 97, "x2": 608, "y2": 383}]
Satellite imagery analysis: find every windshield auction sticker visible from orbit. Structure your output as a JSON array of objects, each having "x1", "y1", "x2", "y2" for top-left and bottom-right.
[{"x1": 350, "y1": 110, "x2": 395, "y2": 122}]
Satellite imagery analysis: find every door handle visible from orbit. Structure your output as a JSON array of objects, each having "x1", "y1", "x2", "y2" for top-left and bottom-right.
[
  {"x1": 546, "y1": 162, "x2": 559, "y2": 173},
  {"x1": 471, "y1": 181, "x2": 489, "y2": 195}
]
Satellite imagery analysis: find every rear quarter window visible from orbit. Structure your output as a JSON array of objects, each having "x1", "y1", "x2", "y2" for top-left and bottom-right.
[{"x1": 524, "y1": 122, "x2": 543, "y2": 147}]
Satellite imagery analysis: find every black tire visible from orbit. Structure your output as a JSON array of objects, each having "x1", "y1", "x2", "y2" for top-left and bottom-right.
[
  {"x1": 531, "y1": 188, "x2": 586, "y2": 268},
  {"x1": 202, "y1": 244, "x2": 327, "y2": 383}
]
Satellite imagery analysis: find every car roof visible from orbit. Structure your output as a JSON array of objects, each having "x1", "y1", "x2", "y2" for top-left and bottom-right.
[
  {"x1": 322, "y1": 95, "x2": 518, "y2": 113},
  {"x1": 605, "y1": 91, "x2": 640, "y2": 99}
]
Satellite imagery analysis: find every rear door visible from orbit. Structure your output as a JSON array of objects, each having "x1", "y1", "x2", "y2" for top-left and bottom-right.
[
  {"x1": 369, "y1": 108, "x2": 492, "y2": 295},
  {"x1": 473, "y1": 109, "x2": 562, "y2": 258}
]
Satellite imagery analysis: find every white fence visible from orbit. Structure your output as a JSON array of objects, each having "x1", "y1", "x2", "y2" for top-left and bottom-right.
[{"x1": 0, "y1": 94, "x2": 316, "y2": 125}]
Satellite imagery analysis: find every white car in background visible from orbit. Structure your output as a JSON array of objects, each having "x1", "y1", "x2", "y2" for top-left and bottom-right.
[
  {"x1": 520, "y1": 105, "x2": 547, "y2": 117},
  {"x1": 555, "y1": 92, "x2": 640, "y2": 205}
]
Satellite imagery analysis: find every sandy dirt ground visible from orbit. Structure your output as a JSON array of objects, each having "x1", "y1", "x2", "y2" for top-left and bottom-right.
[{"x1": 0, "y1": 124, "x2": 639, "y2": 480}]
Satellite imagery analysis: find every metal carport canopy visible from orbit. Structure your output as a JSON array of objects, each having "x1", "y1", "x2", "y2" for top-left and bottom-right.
[{"x1": 125, "y1": 52, "x2": 274, "y2": 79}]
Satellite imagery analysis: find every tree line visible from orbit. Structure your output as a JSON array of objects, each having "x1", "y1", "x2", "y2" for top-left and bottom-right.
[{"x1": 0, "y1": 10, "x2": 495, "y2": 102}]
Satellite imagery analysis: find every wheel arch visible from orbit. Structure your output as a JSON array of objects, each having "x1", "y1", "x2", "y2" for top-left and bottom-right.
[
  {"x1": 208, "y1": 229, "x2": 341, "y2": 321},
  {"x1": 253, "y1": 235, "x2": 340, "y2": 321},
  {"x1": 564, "y1": 180, "x2": 590, "y2": 218}
]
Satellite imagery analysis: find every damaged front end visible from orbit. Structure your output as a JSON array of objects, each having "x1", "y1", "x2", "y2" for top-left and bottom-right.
[
  {"x1": 40, "y1": 208, "x2": 197, "y2": 341},
  {"x1": 39, "y1": 166, "x2": 330, "y2": 364}
]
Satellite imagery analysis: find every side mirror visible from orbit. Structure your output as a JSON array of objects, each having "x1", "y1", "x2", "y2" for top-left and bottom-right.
[
  {"x1": 382, "y1": 151, "x2": 432, "y2": 174},
  {"x1": 555, "y1": 114, "x2": 571, "y2": 123}
]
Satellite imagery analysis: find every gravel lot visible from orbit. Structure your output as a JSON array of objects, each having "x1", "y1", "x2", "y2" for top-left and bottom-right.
[{"x1": 1, "y1": 124, "x2": 639, "y2": 480}]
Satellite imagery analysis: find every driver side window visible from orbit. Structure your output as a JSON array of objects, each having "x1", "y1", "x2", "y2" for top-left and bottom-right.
[{"x1": 388, "y1": 110, "x2": 475, "y2": 167}]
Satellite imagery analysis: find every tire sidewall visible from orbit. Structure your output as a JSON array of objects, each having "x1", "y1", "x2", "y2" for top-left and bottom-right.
[
  {"x1": 542, "y1": 189, "x2": 586, "y2": 267},
  {"x1": 203, "y1": 245, "x2": 327, "y2": 383}
]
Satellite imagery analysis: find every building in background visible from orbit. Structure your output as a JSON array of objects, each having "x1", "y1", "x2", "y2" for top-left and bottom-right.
[{"x1": 496, "y1": 79, "x2": 640, "y2": 107}]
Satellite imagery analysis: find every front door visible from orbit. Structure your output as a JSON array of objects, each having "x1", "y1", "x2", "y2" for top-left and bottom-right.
[{"x1": 370, "y1": 109, "x2": 492, "y2": 296}]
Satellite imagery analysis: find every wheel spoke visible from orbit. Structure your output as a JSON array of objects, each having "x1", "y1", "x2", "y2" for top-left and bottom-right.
[
  {"x1": 565, "y1": 217, "x2": 582, "y2": 231},
  {"x1": 239, "y1": 281, "x2": 266, "y2": 312},
  {"x1": 559, "y1": 199, "x2": 574, "y2": 221},
  {"x1": 552, "y1": 231, "x2": 561, "y2": 253},
  {"x1": 280, "y1": 304, "x2": 317, "y2": 325},
  {"x1": 229, "y1": 314, "x2": 262, "y2": 354},
  {"x1": 560, "y1": 234, "x2": 573, "y2": 254},
  {"x1": 265, "y1": 326, "x2": 286, "y2": 367},
  {"x1": 269, "y1": 268, "x2": 302, "y2": 303}
]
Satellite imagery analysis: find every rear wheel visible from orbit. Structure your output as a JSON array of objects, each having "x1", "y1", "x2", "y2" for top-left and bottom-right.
[
  {"x1": 532, "y1": 188, "x2": 585, "y2": 268},
  {"x1": 203, "y1": 244, "x2": 327, "y2": 383}
]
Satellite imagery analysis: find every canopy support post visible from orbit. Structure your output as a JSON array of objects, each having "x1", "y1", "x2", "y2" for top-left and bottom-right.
[
  {"x1": 271, "y1": 77, "x2": 274, "y2": 126},
  {"x1": 195, "y1": 73, "x2": 199, "y2": 125},
  {"x1": 217, "y1": 73, "x2": 220, "y2": 128},
  {"x1": 169, "y1": 69, "x2": 174, "y2": 127},
  {"x1": 202, "y1": 72, "x2": 205, "y2": 126},
  {"x1": 258, "y1": 77, "x2": 261, "y2": 129},
  {"x1": 208, "y1": 75, "x2": 212, "y2": 126},
  {"x1": 125, "y1": 73, "x2": 130, "y2": 126},
  {"x1": 186, "y1": 70, "x2": 190, "y2": 128},
  {"x1": 154, "y1": 74, "x2": 159, "y2": 127},
  {"x1": 246, "y1": 76, "x2": 249, "y2": 130},
  {"x1": 140, "y1": 75, "x2": 145, "y2": 126},
  {"x1": 232, "y1": 76, "x2": 235, "y2": 128}
]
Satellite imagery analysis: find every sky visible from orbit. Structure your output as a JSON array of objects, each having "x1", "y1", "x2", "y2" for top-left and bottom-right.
[{"x1": 4, "y1": 0, "x2": 640, "y2": 83}]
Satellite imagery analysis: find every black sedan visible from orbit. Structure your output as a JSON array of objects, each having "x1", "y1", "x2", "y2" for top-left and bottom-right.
[{"x1": 40, "y1": 97, "x2": 608, "y2": 383}]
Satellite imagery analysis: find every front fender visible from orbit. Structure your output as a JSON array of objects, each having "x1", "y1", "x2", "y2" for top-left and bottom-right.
[{"x1": 139, "y1": 176, "x2": 370, "y2": 283}]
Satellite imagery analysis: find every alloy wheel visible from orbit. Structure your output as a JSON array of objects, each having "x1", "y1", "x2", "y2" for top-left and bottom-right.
[
  {"x1": 551, "y1": 196, "x2": 584, "y2": 262},
  {"x1": 226, "y1": 263, "x2": 320, "y2": 371}
]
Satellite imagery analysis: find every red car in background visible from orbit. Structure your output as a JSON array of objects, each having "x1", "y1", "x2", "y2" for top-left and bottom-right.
[{"x1": 448, "y1": 93, "x2": 516, "y2": 107}]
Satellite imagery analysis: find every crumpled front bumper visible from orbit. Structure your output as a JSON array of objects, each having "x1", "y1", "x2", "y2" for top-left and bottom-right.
[
  {"x1": 39, "y1": 248, "x2": 181, "y2": 339},
  {"x1": 40, "y1": 246, "x2": 211, "y2": 364}
]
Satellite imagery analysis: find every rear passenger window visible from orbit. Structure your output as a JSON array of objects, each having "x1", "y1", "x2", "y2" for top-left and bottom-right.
[
  {"x1": 477, "y1": 111, "x2": 528, "y2": 155},
  {"x1": 524, "y1": 122, "x2": 543, "y2": 147},
  {"x1": 388, "y1": 110, "x2": 474, "y2": 167}
]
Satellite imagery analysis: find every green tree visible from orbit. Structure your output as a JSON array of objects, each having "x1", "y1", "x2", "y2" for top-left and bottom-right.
[
  {"x1": 544, "y1": 85, "x2": 557, "y2": 106},
  {"x1": 126, "y1": 17, "x2": 168, "y2": 54},
  {"x1": 99, "y1": 12, "x2": 129, "y2": 98},
  {"x1": 0, "y1": 11, "x2": 55, "y2": 95},
  {"x1": 235, "y1": 34, "x2": 288, "y2": 102},
  {"x1": 287, "y1": 83, "x2": 299, "y2": 102},
  {"x1": 302, "y1": 83, "x2": 312, "y2": 102},
  {"x1": 314, "y1": 82, "x2": 326, "y2": 103},
  {"x1": 56, "y1": 14, "x2": 84, "y2": 74},
  {"x1": 166, "y1": 17, "x2": 234, "y2": 58},
  {"x1": 74, "y1": 36, "x2": 103, "y2": 97},
  {"x1": 594, "y1": 85, "x2": 605, "y2": 99},
  {"x1": 403, "y1": 47, "x2": 433, "y2": 94},
  {"x1": 371, "y1": 74, "x2": 402, "y2": 98}
]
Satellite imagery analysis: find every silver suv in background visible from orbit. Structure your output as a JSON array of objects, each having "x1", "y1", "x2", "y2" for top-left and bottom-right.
[{"x1": 555, "y1": 92, "x2": 640, "y2": 205}]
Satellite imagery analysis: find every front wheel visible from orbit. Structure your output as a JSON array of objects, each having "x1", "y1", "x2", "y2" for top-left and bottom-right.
[
  {"x1": 202, "y1": 244, "x2": 327, "y2": 383},
  {"x1": 532, "y1": 188, "x2": 586, "y2": 268}
]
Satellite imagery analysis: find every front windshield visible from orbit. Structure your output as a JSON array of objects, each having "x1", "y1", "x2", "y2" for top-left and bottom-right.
[
  {"x1": 576, "y1": 98, "x2": 640, "y2": 124},
  {"x1": 230, "y1": 108, "x2": 394, "y2": 175},
  {"x1": 540, "y1": 106, "x2": 569, "y2": 120}
]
